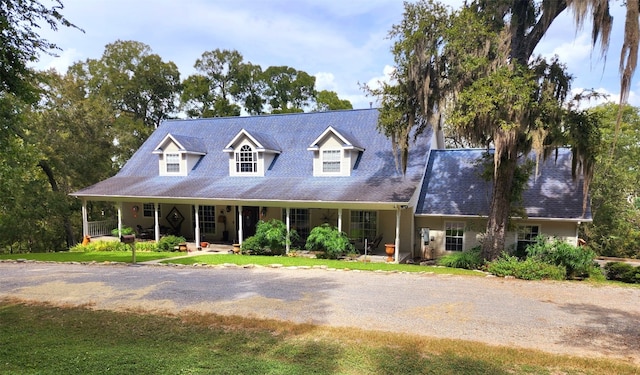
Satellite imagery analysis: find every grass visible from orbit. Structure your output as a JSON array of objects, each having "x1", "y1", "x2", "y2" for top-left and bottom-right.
[
  {"x1": 166, "y1": 253, "x2": 484, "y2": 275},
  {"x1": 0, "y1": 300, "x2": 637, "y2": 375},
  {"x1": 0, "y1": 251, "x2": 483, "y2": 275},
  {"x1": 0, "y1": 251, "x2": 177, "y2": 263}
]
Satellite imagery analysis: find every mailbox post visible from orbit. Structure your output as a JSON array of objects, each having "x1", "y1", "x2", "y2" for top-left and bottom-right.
[{"x1": 120, "y1": 234, "x2": 136, "y2": 264}]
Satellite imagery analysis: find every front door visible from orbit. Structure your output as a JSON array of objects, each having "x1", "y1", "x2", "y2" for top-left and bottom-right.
[{"x1": 241, "y1": 206, "x2": 259, "y2": 238}]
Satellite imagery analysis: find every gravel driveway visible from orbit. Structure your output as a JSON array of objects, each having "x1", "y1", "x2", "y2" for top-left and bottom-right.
[{"x1": 0, "y1": 261, "x2": 639, "y2": 364}]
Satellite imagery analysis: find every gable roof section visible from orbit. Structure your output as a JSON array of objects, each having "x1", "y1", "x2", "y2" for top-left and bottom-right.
[
  {"x1": 223, "y1": 128, "x2": 281, "y2": 153},
  {"x1": 152, "y1": 134, "x2": 207, "y2": 155},
  {"x1": 416, "y1": 148, "x2": 591, "y2": 220},
  {"x1": 307, "y1": 125, "x2": 365, "y2": 151},
  {"x1": 73, "y1": 109, "x2": 433, "y2": 206}
]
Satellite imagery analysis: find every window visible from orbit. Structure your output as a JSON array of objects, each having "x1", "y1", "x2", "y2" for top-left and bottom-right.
[
  {"x1": 143, "y1": 203, "x2": 160, "y2": 217},
  {"x1": 283, "y1": 208, "x2": 310, "y2": 242},
  {"x1": 196, "y1": 205, "x2": 216, "y2": 235},
  {"x1": 322, "y1": 149, "x2": 341, "y2": 173},
  {"x1": 236, "y1": 145, "x2": 257, "y2": 173},
  {"x1": 166, "y1": 153, "x2": 180, "y2": 173},
  {"x1": 445, "y1": 222, "x2": 464, "y2": 251},
  {"x1": 349, "y1": 210, "x2": 377, "y2": 243},
  {"x1": 516, "y1": 225, "x2": 540, "y2": 257}
]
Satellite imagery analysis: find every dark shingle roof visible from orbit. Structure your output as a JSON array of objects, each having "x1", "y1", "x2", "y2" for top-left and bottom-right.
[
  {"x1": 170, "y1": 134, "x2": 207, "y2": 154},
  {"x1": 73, "y1": 109, "x2": 432, "y2": 205},
  {"x1": 415, "y1": 148, "x2": 591, "y2": 220}
]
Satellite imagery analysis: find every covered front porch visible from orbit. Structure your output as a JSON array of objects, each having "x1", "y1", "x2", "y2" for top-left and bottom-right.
[{"x1": 80, "y1": 200, "x2": 416, "y2": 263}]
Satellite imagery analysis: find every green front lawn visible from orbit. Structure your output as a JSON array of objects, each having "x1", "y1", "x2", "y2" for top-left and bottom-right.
[
  {"x1": 0, "y1": 251, "x2": 177, "y2": 263},
  {"x1": 0, "y1": 251, "x2": 482, "y2": 275}
]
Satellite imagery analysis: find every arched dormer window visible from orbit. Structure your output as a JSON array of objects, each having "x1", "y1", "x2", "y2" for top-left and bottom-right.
[
  {"x1": 236, "y1": 145, "x2": 257, "y2": 173},
  {"x1": 224, "y1": 129, "x2": 281, "y2": 177}
]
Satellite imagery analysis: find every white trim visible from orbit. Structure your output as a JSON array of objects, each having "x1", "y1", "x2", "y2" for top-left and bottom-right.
[
  {"x1": 238, "y1": 205, "x2": 244, "y2": 245},
  {"x1": 153, "y1": 134, "x2": 206, "y2": 155},
  {"x1": 414, "y1": 213, "x2": 591, "y2": 223},
  {"x1": 154, "y1": 203, "x2": 160, "y2": 242},
  {"x1": 307, "y1": 126, "x2": 364, "y2": 151},
  {"x1": 224, "y1": 128, "x2": 280, "y2": 154},
  {"x1": 194, "y1": 204, "x2": 201, "y2": 249}
]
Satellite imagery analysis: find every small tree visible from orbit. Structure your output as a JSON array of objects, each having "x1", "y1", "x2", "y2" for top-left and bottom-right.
[
  {"x1": 305, "y1": 224, "x2": 354, "y2": 259},
  {"x1": 242, "y1": 219, "x2": 298, "y2": 255}
]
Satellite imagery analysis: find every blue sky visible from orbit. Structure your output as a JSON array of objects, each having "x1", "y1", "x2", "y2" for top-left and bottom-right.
[{"x1": 34, "y1": 0, "x2": 636, "y2": 110}]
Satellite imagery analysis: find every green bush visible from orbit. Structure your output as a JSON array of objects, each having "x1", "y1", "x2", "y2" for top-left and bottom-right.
[
  {"x1": 241, "y1": 220, "x2": 298, "y2": 255},
  {"x1": 437, "y1": 246, "x2": 484, "y2": 269},
  {"x1": 525, "y1": 236, "x2": 598, "y2": 279},
  {"x1": 487, "y1": 253, "x2": 566, "y2": 280},
  {"x1": 157, "y1": 235, "x2": 186, "y2": 252},
  {"x1": 110, "y1": 226, "x2": 134, "y2": 237},
  {"x1": 604, "y1": 262, "x2": 640, "y2": 283},
  {"x1": 70, "y1": 241, "x2": 131, "y2": 252},
  {"x1": 305, "y1": 224, "x2": 354, "y2": 259},
  {"x1": 240, "y1": 235, "x2": 267, "y2": 255},
  {"x1": 134, "y1": 242, "x2": 158, "y2": 252}
]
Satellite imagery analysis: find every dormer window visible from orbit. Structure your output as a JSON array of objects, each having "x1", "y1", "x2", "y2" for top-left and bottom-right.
[
  {"x1": 308, "y1": 126, "x2": 364, "y2": 177},
  {"x1": 224, "y1": 129, "x2": 281, "y2": 177},
  {"x1": 166, "y1": 153, "x2": 180, "y2": 173},
  {"x1": 322, "y1": 149, "x2": 341, "y2": 173},
  {"x1": 237, "y1": 145, "x2": 257, "y2": 173},
  {"x1": 153, "y1": 133, "x2": 206, "y2": 177}
]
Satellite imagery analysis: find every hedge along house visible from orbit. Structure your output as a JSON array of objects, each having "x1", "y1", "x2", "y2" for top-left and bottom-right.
[{"x1": 71, "y1": 108, "x2": 591, "y2": 261}]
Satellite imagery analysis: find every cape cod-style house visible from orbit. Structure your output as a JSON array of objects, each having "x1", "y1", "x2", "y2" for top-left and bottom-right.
[{"x1": 72, "y1": 109, "x2": 590, "y2": 262}]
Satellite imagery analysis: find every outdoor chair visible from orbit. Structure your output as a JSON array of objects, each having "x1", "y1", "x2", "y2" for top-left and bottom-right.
[{"x1": 365, "y1": 233, "x2": 383, "y2": 254}]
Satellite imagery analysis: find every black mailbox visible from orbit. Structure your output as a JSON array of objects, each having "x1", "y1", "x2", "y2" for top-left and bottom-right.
[{"x1": 120, "y1": 234, "x2": 135, "y2": 244}]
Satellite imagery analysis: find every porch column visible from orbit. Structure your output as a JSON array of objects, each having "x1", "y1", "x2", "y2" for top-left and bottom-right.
[
  {"x1": 285, "y1": 207, "x2": 291, "y2": 254},
  {"x1": 337, "y1": 208, "x2": 343, "y2": 232},
  {"x1": 394, "y1": 206, "x2": 401, "y2": 264},
  {"x1": 117, "y1": 203, "x2": 123, "y2": 237},
  {"x1": 238, "y1": 205, "x2": 243, "y2": 245},
  {"x1": 81, "y1": 200, "x2": 88, "y2": 237},
  {"x1": 194, "y1": 204, "x2": 201, "y2": 249},
  {"x1": 154, "y1": 203, "x2": 160, "y2": 242},
  {"x1": 575, "y1": 221, "x2": 581, "y2": 246},
  {"x1": 410, "y1": 210, "x2": 415, "y2": 258}
]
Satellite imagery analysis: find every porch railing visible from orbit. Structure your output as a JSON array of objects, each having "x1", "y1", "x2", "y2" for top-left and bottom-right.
[{"x1": 87, "y1": 219, "x2": 118, "y2": 237}]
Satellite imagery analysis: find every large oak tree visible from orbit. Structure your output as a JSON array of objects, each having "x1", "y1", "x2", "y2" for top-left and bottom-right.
[{"x1": 372, "y1": 0, "x2": 631, "y2": 259}]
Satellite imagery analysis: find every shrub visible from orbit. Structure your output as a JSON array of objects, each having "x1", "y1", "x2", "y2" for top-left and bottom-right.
[
  {"x1": 110, "y1": 226, "x2": 134, "y2": 237},
  {"x1": 241, "y1": 235, "x2": 267, "y2": 255},
  {"x1": 525, "y1": 236, "x2": 598, "y2": 279},
  {"x1": 437, "y1": 246, "x2": 483, "y2": 269},
  {"x1": 305, "y1": 224, "x2": 354, "y2": 259},
  {"x1": 134, "y1": 242, "x2": 158, "y2": 252},
  {"x1": 156, "y1": 235, "x2": 186, "y2": 252},
  {"x1": 70, "y1": 241, "x2": 131, "y2": 252},
  {"x1": 241, "y1": 220, "x2": 298, "y2": 255},
  {"x1": 604, "y1": 262, "x2": 640, "y2": 284},
  {"x1": 487, "y1": 253, "x2": 566, "y2": 280}
]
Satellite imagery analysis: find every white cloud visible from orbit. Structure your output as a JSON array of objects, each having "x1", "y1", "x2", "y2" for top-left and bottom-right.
[
  {"x1": 38, "y1": 48, "x2": 82, "y2": 74},
  {"x1": 315, "y1": 72, "x2": 337, "y2": 92},
  {"x1": 366, "y1": 65, "x2": 395, "y2": 91}
]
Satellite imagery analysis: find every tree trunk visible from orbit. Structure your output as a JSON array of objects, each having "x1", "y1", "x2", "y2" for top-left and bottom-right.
[
  {"x1": 482, "y1": 156, "x2": 518, "y2": 260},
  {"x1": 38, "y1": 160, "x2": 77, "y2": 248}
]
